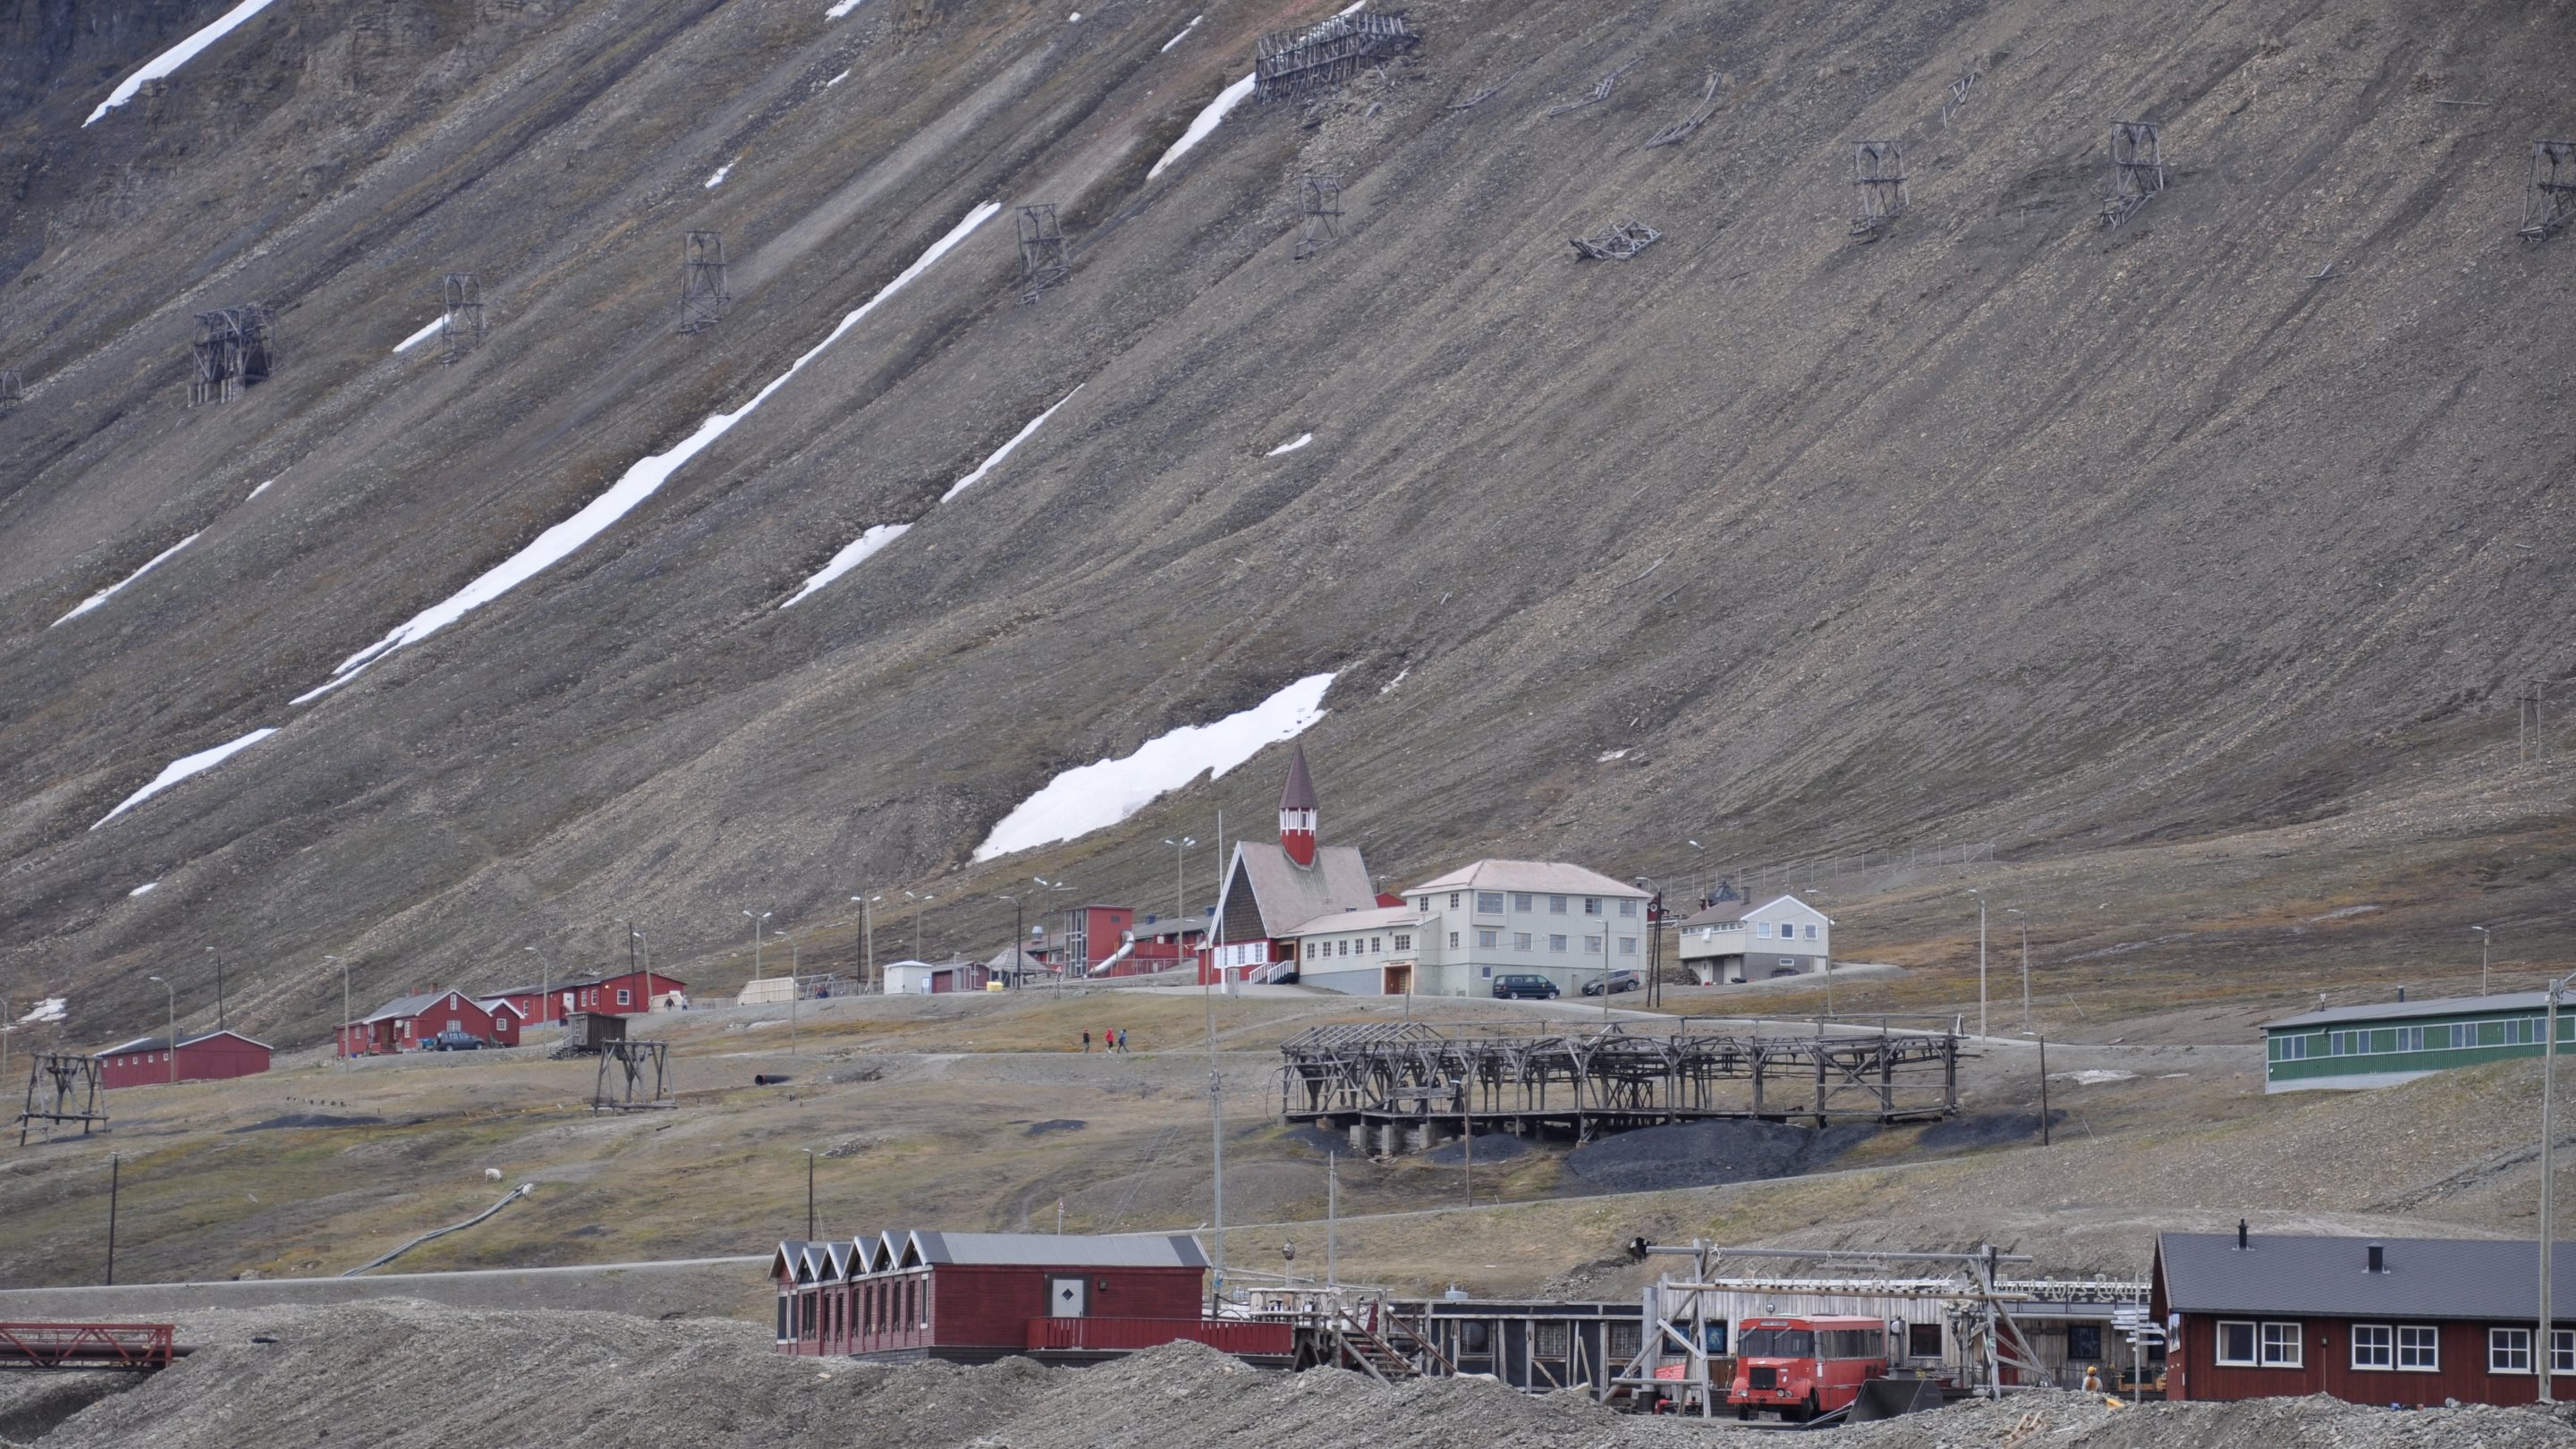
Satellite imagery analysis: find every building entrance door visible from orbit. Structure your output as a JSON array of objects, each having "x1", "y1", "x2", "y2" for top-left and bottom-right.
[
  {"x1": 1382, "y1": 963, "x2": 1413, "y2": 996},
  {"x1": 1048, "y1": 1275, "x2": 1088, "y2": 1318}
]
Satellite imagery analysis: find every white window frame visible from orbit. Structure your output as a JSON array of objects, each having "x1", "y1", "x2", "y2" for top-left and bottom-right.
[
  {"x1": 2398, "y1": 1325, "x2": 2439, "y2": 1371},
  {"x1": 1582, "y1": 897, "x2": 1601, "y2": 917},
  {"x1": 2258, "y1": 1320, "x2": 2302, "y2": 1368},
  {"x1": 2553, "y1": 1327, "x2": 2575, "y2": 1375},
  {"x1": 1617, "y1": 900, "x2": 1637, "y2": 917},
  {"x1": 2493, "y1": 1327, "x2": 2534, "y2": 1373},
  {"x1": 1392, "y1": 934, "x2": 1411, "y2": 952},
  {"x1": 1477, "y1": 929, "x2": 1499, "y2": 948},
  {"x1": 1584, "y1": 936, "x2": 1602, "y2": 954},
  {"x1": 2329, "y1": 1030, "x2": 2365, "y2": 1056},
  {"x1": 1512, "y1": 893, "x2": 1533, "y2": 911},
  {"x1": 1446, "y1": 932, "x2": 1460, "y2": 949},
  {"x1": 1476, "y1": 892, "x2": 1504, "y2": 914},
  {"x1": 2350, "y1": 1324, "x2": 2392, "y2": 1370},
  {"x1": 1619, "y1": 936, "x2": 1639, "y2": 955},
  {"x1": 1804, "y1": 923, "x2": 1818, "y2": 940},
  {"x1": 1548, "y1": 935, "x2": 1567, "y2": 953},
  {"x1": 1513, "y1": 932, "x2": 1531, "y2": 951},
  {"x1": 2275, "y1": 1034, "x2": 2311, "y2": 1061},
  {"x1": 2215, "y1": 1320, "x2": 2258, "y2": 1367},
  {"x1": 2394, "y1": 1025, "x2": 2424, "y2": 1052},
  {"x1": 1548, "y1": 895, "x2": 1568, "y2": 915}
]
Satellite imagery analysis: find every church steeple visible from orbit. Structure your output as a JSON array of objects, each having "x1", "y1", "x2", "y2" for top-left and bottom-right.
[{"x1": 1278, "y1": 744, "x2": 1318, "y2": 868}]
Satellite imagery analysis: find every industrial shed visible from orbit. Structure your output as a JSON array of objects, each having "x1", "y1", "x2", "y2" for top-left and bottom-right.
[
  {"x1": 2153, "y1": 1228, "x2": 2576, "y2": 1405},
  {"x1": 769, "y1": 1230, "x2": 1286, "y2": 1365},
  {"x1": 93, "y1": 1030, "x2": 272, "y2": 1089}
]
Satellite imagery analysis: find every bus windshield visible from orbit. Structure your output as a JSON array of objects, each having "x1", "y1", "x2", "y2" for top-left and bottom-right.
[{"x1": 1735, "y1": 1329, "x2": 1816, "y2": 1358}]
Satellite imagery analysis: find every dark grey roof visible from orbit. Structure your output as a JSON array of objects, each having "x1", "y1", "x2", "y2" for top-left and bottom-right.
[
  {"x1": 360, "y1": 990, "x2": 471, "y2": 1024},
  {"x1": 2157, "y1": 1233, "x2": 2576, "y2": 1319},
  {"x1": 910, "y1": 1230, "x2": 1208, "y2": 1270},
  {"x1": 1221, "y1": 841, "x2": 1375, "y2": 939},
  {"x1": 1279, "y1": 743, "x2": 1318, "y2": 811},
  {"x1": 2265, "y1": 991, "x2": 2552, "y2": 1030}
]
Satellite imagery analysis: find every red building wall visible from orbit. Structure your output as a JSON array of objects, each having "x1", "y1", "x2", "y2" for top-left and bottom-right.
[
  {"x1": 781, "y1": 1262, "x2": 1208, "y2": 1357},
  {"x1": 2171, "y1": 1314, "x2": 2565, "y2": 1407},
  {"x1": 97, "y1": 1033, "x2": 272, "y2": 1089}
]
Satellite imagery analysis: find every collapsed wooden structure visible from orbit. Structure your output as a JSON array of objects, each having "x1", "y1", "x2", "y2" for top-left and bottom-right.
[
  {"x1": 15, "y1": 1053, "x2": 106, "y2": 1146},
  {"x1": 1252, "y1": 12, "x2": 1415, "y2": 103},
  {"x1": 189, "y1": 304, "x2": 273, "y2": 405},
  {"x1": 1277, "y1": 1020, "x2": 1962, "y2": 1153}
]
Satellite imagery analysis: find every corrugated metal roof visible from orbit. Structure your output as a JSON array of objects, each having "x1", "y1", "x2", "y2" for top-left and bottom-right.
[
  {"x1": 1223, "y1": 841, "x2": 1376, "y2": 940},
  {"x1": 2264, "y1": 991, "x2": 2553, "y2": 1030},
  {"x1": 1284, "y1": 903, "x2": 1419, "y2": 936},
  {"x1": 360, "y1": 990, "x2": 479, "y2": 1025},
  {"x1": 910, "y1": 1230, "x2": 1208, "y2": 1270},
  {"x1": 1405, "y1": 859, "x2": 1648, "y2": 898},
  {"x1": 2157, "y1": 1232, "x2": 2576, "y2": 1318}
]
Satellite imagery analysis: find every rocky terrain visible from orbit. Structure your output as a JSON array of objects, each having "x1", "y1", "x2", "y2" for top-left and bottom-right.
[
  {"x1": 4, "y1": 0, "x2": 2573, "y2": 1046},
  {"x1": 7, "y1": 1308, "x2": 2576, "y2": 1449}
]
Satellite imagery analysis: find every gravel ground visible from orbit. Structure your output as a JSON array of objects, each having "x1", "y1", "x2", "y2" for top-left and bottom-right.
[
  {"x1": 1563, "y1": 1120, "x2": 1878, "y2": 1191},
  {"x1": 28, "y1": 1303, "x2": 2576, "y2": 1449}
]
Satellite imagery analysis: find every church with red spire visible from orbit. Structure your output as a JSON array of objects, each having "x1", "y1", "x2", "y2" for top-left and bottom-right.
[{"x1": 1203, "y1": 744, "x2": 1382, "y2": 985}]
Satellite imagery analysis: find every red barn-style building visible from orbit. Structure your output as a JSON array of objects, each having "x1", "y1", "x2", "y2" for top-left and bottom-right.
[
  {"x1": 483, "y1": 970, "x2": 684, "y2": 1025},
  {"x1": 337, "y1": 989, "x2": 522, "y2": 1056},
  {"x1": 2154, "y1": 1226, "x2": 2576, "y2": 1406},
  {"x1": 770, "y1": 1230, "x2": 1288, "y2": 1365},
  {"x1": 94, "y1": 1030, "x2": 272, "y2": 1089}
]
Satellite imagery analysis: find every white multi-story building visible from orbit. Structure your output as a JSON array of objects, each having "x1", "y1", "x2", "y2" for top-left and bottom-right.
[
  {"x1": 1289, "y1": 860, "x2": 1650, "y2": 997},
  {"x1": 1674, "y1": 894, "x2": 1832, "y2": 983}
]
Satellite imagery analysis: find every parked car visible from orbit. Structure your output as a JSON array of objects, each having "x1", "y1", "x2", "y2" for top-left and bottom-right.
[
  {"x1": 1581, "y1": 969, "x2": 1642, "y2": 996},
  {"x1": 426, "y1": 1030, "x2": 487, "y2": 1051},
  {"x1": 1492, "y1": 973, "x2": 1560, "y2": 1000}
]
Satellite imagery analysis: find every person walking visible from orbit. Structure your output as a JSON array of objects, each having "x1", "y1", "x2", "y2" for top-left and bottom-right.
[{"x1": 1080, "y1": 1030, "x2": 1091, "y2": 1053}]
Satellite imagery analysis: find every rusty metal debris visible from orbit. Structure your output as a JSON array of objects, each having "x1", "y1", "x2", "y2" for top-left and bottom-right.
[
  {"x1": 1546, "y1": 57, "x2": 1639, "y2": 117},
  {"x1": 1294, "y1": 175, "x2": 1343, "y2": 260},
  {"x1": 2520, "y1": 140, "x2": 2576, "y2": 242},
  {"x1": 678, "y1": 231, "x2": 730, "y2": 334},
  {"x1": 2099, "y1": 120, "x2": 2164, "y2": 230},
  {"x1": 1642, "y1": 71, "x2": 1719, "y2": 148},
  {"x1": 1254, "y1": 11, "x2": 1416, "y2": 104},
  {"x1": 1016, "y1": 205, "x2": 1072, "y2": 302},
  {"x1": 1570, "y1": 216, "x2": 1661, "y2": 261},
  {"x1": 1850, "y1": 140, "x2": 1909, "y2": 237}
]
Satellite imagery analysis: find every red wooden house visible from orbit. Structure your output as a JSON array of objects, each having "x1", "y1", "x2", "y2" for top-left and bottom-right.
[
  {"x1": 483, "y1": 969, "x2": 685, "y2": 1026},
  {"x1": 94, "y1": 1030, "x2": 272, "y2": 1089},
  {"x1": 337, "y1": 989, "x2": 521, "y2": 1056},
  {"x1": 2154, "y1": 1226, "x2": 2576, "y2": 1406},
  {"x1": 769, "y1": 1230, "x2": 1288, "y2": 1365}
]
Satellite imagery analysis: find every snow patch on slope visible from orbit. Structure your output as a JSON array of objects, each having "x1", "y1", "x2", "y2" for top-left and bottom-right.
[
  {"x1": 1160, "y1": 15, "x2": 1203, "y2": 51},
  {"x1": 1265, "y1": 433, "x2": 1312, "y2": 456},
  {"x1": 942, "y1": 386, "x2": 1083, "y2": 502},
  {"x1": 290, "y1": 201, "x2": 1004, "y2": 705},
  {"x1": 18, "y1": 997, "x2": 66, "y2": 1024},
  {"x1": 973, "y1": 673, "x2": 1336, "y2": 860},
  {"x1": 393, "y1": 318, "x2": 443, "y2": 354},
  {"x1": 824, "y1": 0, "x2": 864, "y2": 17},
  {"x1": 92, "y1": 728, "x2": 278, "y2": 829},
  {"x1": 246, "y1": 477, "x2": 279, "y2": 500},
  {"x1": 129, "y1": 881, "x2": 159, "y2": 897},
  {"x1": 84, "y1": 0, "x2": 283, "y2": 125},
  {"x1": 784, "y1": 524, "x2": 912, "y2": 607},
  {"x1": 1148, "y1": 72, "x2": 1256, "y2": 181},
  {"x1": 705, "y1": 162, "x2": 734, "y2": 189},
  {"x1": 54, "y1": 533, "x2": 201, "y2": 627}
]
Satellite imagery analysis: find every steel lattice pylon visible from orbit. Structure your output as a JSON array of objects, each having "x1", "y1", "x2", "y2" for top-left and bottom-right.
[{"x1": 678, "y1": 231, "x2": 730, "y2": 335}]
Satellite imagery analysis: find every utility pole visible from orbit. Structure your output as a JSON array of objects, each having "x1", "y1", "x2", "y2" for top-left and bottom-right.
[
  {"x1": 524, "y1": 947, "x2": 549, "y2": 1011},
  {"x1": 1208, "y1": 848, "x2": 1227, "y2": 1313},
  {"x1": 2037, "y1": 1034, "x2": 2050, "y2": 1147},
  {"x1": 329, "y1": 955, "x2": 347, "y2": 1064},
  {"x1": 208, "y1": 947, "x2": 225, "y2": 1031},
  {"x1": 2007, "y1": 908, "x2": 2030, "y2": 1033},
  {"x1": 148, "y1": 975, "x2": 175, "y2": 1084},
  {"x1": 801, "y1": 1148, "x2": 817, "y2": 1241},
  {"x1": 2475, "y1": 926, "x2": 2495, "y2": 996},
  {"x1": 744, "y1": 909, "x2": 772, "y2": 979},
  {"x1": 1969, "y1": 888, "x2": 1988, "y2": 1038},
  {"x1": 1326, "y1": 1150, "x2": 1338, "y2": 1288},
  {"x1": 2540, "y1": 969, "x2": 2575, "y2": 1404},
  {"x1": 105, "y1": 1153, "x2": 120, "y2": 1285}
]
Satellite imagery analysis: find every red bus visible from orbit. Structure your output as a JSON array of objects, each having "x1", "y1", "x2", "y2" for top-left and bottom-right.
[{"x1": 1727, "y1": 1315, "x2": 1890, "y2": 1421}]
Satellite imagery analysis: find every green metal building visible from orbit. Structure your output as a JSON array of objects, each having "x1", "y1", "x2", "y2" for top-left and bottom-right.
[{"x1": 2262, "y1": 991, "x2": 2572, "y2": 1093}]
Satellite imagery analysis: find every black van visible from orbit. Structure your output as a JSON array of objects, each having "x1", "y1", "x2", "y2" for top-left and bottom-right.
[{"x1": 1491, "y1": 974, "x2": 1560, "y2": 1000}]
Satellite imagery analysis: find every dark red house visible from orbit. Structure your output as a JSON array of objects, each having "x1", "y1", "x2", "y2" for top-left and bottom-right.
[
  {"x1": 2154, "y1": 1226, "x2": 2576, "y2": 1406},
  {"x1": 483, "y1": 969, "x2": 684, "y2": 1025},
  {"x1": 94, "y1": 1030, "x2": 272, "y2": 1089},
  {"x1": 770, "y1": 1230, "x2": 1288, "y2": 1365},
  {"x1": 337, "y1": 989, "x2": 521, "y2": 1055}
]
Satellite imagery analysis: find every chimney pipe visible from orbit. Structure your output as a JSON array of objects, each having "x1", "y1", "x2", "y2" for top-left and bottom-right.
[
  {"x1": 2237, "y1": 1219, "x2": 2250, "y2": 1250},
  {"x1": 2367, "y1": 1243, "x2": 2385, "y2": 1274},
  {"x1": 2398, "y1": 986, "x2": 2407, "y2": 1003}
]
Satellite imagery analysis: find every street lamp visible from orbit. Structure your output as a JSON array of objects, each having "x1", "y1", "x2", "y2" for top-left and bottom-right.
[
  {"x1": 851, "y1": 895, "x2": 882, "y2": 992},
  {"x1": 996, "y1": 894, "x2": 1024, "y2": 988},
  {"x1": 903, "y1": 892, "x2": 934, "y2": 958},
  {"x1": 2006, "y1": 908, "x2": 2030, "y2": 1033},
  {"x1": 524, "y1": 947, "x2": 550, "y2": 1020},
  {"x1": 2474, "y1": 927, "x2": 2495, "y2": 996},
  {"x1": 208, "y1": 947, "x2": 225, "y2": 1031},
  {"x1": 146, "y1": 975, "x2": 175, "y2": 1085},
  {"x1": 1163, "y1": 838, "x2": 1196, "y2": 936},
  {"x1": 326, "y1": 955, "x2": 348, "y2": 1064},
  {"x1": 1968, "y1": 889, "x2": 1988, "y2": 1039},
  {"x1": 801, "y1": 1148, "x2": 818, "y2": 1242},
  {"x1": 744, "y1": 910, "x2": 773, "y2": 979},
  {"x1": 2540, "y1": 967, "x2": 2576, "y2": 1404}
]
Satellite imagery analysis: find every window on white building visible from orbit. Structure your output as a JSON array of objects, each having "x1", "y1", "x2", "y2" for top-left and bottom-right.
[
  {"x1": 1393, "y1": 934, "x2": 1411, "y2": 951},
  {"x1": 1514, "y1": 932, "x2": 1531, "y2": 950},
  {"x1": 1477, "y1": 929, "x2": 1498, "y2": 948},
  {"x1": 1618, "y1": 900, "x2": 1637, "y2": 917},
  {"x1": 1371, "y1": 937, "x2": 1383, "y2": 953},
  {"x1": 1582, "y1": 897, "x2": 1600, "y2": 916},
  {"x1": 1448, "y1": 932, "x2": 1461, "y2": 949},
  {"x1": 1513, "y1": 893, "x2": 1534, "y2": 911},
  {"x1": 1620, "y1": 936, "x2": 1638, "y2": 955},
  {"x1": 1549, "y1": 895, "x2": 1568, "y2": 915},
  {"x1": 1804, "y1": 924, "x2": 1818, "y2": 940},
  {"x1": 1756, "y1": 922, "x2": 1771, "y2": 937},
  {"x1": 1449, "y1": 893, "x2": 1462, "y2": 910},
  {"x1": 1584, "y1": 936, "x2": 1602, "y2": 953},
  {"x1": 1548, "y1": 935, "x2": 1567, "y2": 953},
  {"x1": 1477, "y1": 892, "x2": 1504, "y2": 913}
]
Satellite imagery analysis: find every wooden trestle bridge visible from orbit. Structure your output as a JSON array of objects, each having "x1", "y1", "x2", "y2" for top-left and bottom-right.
[{"x1": 1277, "y1": 1020, "x2": 1963, "y2": 1155}]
